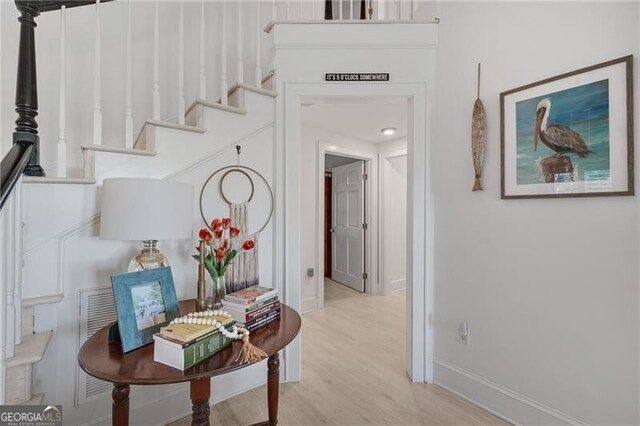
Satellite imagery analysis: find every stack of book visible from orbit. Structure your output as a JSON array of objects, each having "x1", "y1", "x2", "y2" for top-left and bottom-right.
[
  {"x1": 224, "y1": 285, "x2": 280, "y2": 332},
  {"x1": 153, "y1": 313, "x2": 235, "y2": 371}
]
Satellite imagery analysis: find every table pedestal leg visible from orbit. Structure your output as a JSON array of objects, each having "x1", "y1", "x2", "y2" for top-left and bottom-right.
[
  {"x1": 112, "y1": 384, "x2": 130, "y2": 426},
  {"x1": 190, "y1": 377, "x2": 211, "y2": 426},
  {"x1": 267, "y1": 353, "x2": 280, "y2": 425}
]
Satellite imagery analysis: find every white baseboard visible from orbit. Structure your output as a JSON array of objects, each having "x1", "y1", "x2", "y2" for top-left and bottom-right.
[
  {"x1": 434, "y1": 360, "x2": 587, "y2": 426},
  {"x1": 387, "y1": 278, "x2": 406, "y2": 294},
  {"x1": 301, "y1": 297, "x2": 318, "y2": 314}
]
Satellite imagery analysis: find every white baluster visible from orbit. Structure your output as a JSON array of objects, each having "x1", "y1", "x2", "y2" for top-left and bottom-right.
[
  {"x1": 286, "y1": 0, "x2": 290, "y2": 20},
  {"x1": 4, "y1": 195, "x2": 15, "y2": 359},
  {"x1": 221, "y1": 1, "x2": 228, "y2": 105},
  {"x1": 177, "y1": 1, "x2": 185, "y2": 124},
  {"x1": 57, "y1": 5, "x2": 67, "y2": 176},
  {"x1": 13, "y1": 180, "x2": 22, "y2": 345},
  {"x1": 153, "y1": 0, "x2": 160, "y2": 120},
  {"x1": 199, "y1": 0, "x2": 206, "y2": 99},
  {"x1": 255, "y1": 1, "x2": 262, "y2": 87},
  {"x1": 93, "y1": 0, "x2": 102, "y2": 145},
  {"x1": 339, "y1": 0, "x2": 343, "y2": 20},
  {"x1": 350, "y1": 0, "x2": 353, "y2": 19},
  {"x1": 125, "y1": 0, "x2": 133, "y2": 148},
  {"x1": 272, "y1": 0, "x2": 276, "y2": 21},
  {"x1": 237, "y1": 0, "x2": 244, "y2": 84}
]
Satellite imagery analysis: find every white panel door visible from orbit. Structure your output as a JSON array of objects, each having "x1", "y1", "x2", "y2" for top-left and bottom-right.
[{"x1": 331, "y1": 161, "x2": 365, "y2": 292}]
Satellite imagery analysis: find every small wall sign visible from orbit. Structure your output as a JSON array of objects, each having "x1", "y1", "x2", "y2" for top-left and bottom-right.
[{"x1": 325, "y1": 73, "x2": 389, "y2": 82}]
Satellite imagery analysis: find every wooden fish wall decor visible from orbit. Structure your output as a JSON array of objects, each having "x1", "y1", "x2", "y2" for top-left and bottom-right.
[{"x1": 472, "y1": 63, "x2": 486, "y2": 191}]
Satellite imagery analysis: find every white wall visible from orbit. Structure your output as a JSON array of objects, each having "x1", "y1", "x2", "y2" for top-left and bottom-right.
[
  {"x1": 425, "y1": 2, "x2": 639, "y2": 424},
  {"x1": 380, "y1": 144, "x2": 407, "y2": 294}
]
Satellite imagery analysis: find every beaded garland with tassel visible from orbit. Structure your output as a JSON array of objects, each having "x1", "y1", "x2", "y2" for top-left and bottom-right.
[{"x1": 167, "y1": 309, "x2": 267, "y2": 364}]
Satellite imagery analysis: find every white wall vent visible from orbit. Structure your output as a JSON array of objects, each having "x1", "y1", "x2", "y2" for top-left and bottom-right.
[{"x1": 76, "y1": 287, "x2": 117, "y2": 406}]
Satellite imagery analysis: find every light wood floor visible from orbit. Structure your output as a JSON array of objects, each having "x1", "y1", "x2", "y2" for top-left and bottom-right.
[{"x1": 172, "y1": 279, "x2": 508, "y2": 425}]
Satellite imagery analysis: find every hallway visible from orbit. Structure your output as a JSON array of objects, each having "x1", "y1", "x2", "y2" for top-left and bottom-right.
[{"x1": 173, "y1": 280, "x2": 507, "y2": 425}]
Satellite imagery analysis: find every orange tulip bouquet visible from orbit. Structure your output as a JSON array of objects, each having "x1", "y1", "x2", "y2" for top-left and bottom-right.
[{"x1": 195, "y1": 217, "x2": 255, "y2": 309}]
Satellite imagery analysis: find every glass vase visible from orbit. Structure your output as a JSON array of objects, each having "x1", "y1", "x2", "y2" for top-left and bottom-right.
[{"x1": 208, "y1": 275, "x2": 226, "y2": 309}]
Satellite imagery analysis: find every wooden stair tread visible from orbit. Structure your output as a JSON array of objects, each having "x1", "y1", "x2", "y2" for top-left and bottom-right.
[
  {"x1": 145, "y1": 119, "x2": 206, "y2": 133},
  {"x1": 186, "y1": 99, "x2": 247, "y2": 116},
  {"x1": 23, "y1": 177, "x2": 96, "y2": 185},
  {"x1": 81, "y1": 144, "x2": 156, "y2": 156},
  {"x1": 22, "y1": 294, "x2": 64, "y2": 307},
  {"x1": 6, "y1": 331, "x2": 53, "y2": 368},
  {"x1": 236, "y1": 83, "x2": 277, "y2": 98}
]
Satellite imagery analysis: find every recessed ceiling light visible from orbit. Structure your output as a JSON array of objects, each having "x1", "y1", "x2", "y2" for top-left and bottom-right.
[{"x1": 381, "y1": 127, "x2": 397, "y2": 136}]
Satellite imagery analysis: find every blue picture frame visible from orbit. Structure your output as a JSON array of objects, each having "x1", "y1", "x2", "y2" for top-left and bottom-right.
[{"x1": 111, "y1": 266, "x2": 180, "y2": 353}]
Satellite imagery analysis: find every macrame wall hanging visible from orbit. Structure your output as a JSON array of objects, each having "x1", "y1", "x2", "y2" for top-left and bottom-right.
[{"x1": 199, "y1": 146, "x2": 274, "y2": 294}]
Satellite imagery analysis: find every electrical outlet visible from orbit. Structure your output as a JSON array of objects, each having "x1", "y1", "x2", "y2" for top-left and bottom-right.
[{"x1": 457, "y1": 321, "x2": 470, "y2": 345}]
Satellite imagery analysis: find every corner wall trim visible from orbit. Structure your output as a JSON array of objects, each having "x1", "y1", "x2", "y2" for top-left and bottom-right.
[
  {"x1": 301, "y1": 297, "x2": 318, "y2": 314},
  {"x1": 433, "y1": 360, "x2": 588, "y2": 426}
]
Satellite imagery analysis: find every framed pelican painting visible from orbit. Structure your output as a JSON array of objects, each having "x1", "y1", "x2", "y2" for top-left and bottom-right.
[{"x1": 500, "y1": 55, "x2": 633, "y2": 199}]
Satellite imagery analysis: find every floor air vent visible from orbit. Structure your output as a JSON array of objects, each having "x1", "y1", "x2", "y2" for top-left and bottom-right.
[{"x1": 76, "y1": 287, "x2": 117, "y2": 406}]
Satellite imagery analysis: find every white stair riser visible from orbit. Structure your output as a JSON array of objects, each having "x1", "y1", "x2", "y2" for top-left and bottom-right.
[
  {"x1": 6, "y1": 364, "x2": 31, "y2": 405},
  {"x1": 228, "y1": 87, "x2": 245, "y2": 109},
  {"x1": 22, "y1": 305, "x2": 34, "y2": 337}
]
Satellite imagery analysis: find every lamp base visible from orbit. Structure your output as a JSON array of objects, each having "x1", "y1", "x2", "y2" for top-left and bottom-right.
[{"x1": 128, "y1": 240, "x2": 169, "y2": 272}]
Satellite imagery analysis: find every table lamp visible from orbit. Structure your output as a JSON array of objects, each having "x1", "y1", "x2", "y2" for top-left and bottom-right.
[{"x1": 100, "y1": 177, "x2": 194, "y2": 272}]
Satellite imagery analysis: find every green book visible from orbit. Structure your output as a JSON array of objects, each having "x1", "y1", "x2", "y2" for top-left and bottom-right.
[{"x1": 153, "y1": 324, "x2": 234, "y2": 370}]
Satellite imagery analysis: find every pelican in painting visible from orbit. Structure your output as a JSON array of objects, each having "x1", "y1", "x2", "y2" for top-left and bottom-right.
[{"x1": 534, "y1": 98, "x2": 591, "y2": 158}]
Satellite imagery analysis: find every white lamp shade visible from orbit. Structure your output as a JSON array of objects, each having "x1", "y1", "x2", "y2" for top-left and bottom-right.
[{"x1": 100, "y1": 178, "x2": 194, "y2": 241}]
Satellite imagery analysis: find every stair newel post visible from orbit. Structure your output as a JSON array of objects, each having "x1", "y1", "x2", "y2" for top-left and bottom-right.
[
  {"x1": 177, "y1": 1, "x2": 185, "y2": 125},
  {"x1": 57, "y1": 5, "x2": 67, "y2": 177},
  {"x1": 93, "y1": 0, "x2": 102, "y2": 145},
  {"x1": 236, "y1": 0, "x2": 244, "y2": 84},
  {"x1": 199, "y1": 0, "x2": 206, "y2": 100},
  {"x1": 220, "y1": 0, "x2": 228, "y2": 106},
  {"x1": 153, "y1": 0, "x2": 160, "y2": 120},
  {"x1": 255, "y1": 1, "x2": 262, "y2": 88},
  {"x1": 125, "y1": 0, "x2": 133, "y2": 148},
  {"x1": 324, "y1": 0, "x2": 333, "y2": 20},
  {"x1": 13, "y1": 1, "x2": 44, "y2": 176}
]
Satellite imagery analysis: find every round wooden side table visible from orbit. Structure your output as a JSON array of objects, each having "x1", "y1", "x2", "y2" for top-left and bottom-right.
[{"x1": 78, "y1": 300, "x2": 301, "y2": 426}]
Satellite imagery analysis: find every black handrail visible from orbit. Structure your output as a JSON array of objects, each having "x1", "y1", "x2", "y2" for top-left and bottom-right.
[{"x1": 0, "y1": 142, "x2": 32, "y2": 210}]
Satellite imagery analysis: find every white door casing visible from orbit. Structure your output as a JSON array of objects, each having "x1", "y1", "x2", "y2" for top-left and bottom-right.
[{"x1": 331, "y1": 161, "x2": 365, "y2": 292}]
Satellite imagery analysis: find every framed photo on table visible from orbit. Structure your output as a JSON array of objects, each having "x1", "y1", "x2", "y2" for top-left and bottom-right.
[
  {"x1": 501, "y1": 55, "x2": 633, "y2": 199},
  {"x1": 111, "y1": 266, "x2": 180, "y2": 352}
]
